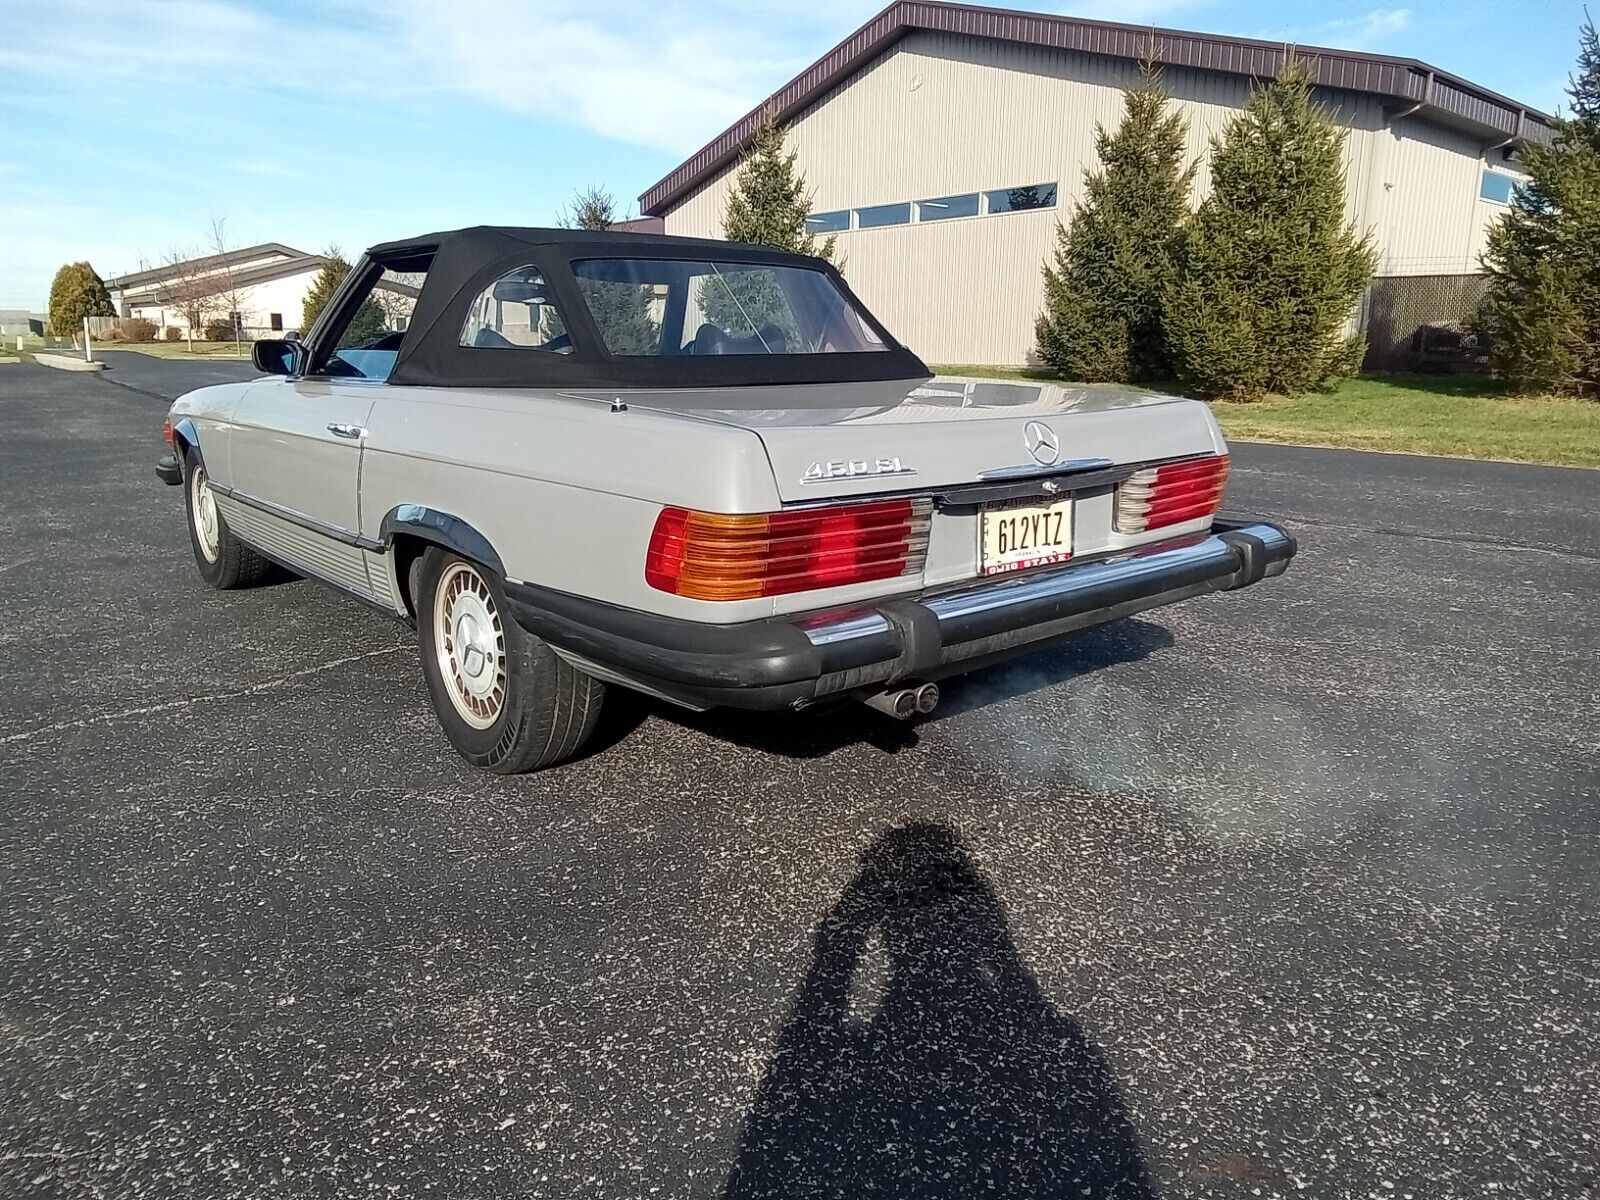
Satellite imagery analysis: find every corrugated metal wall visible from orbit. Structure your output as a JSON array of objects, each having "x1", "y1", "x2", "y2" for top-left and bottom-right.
[{"x1": 663, "y1": 31, "x2": 1520, "y2": 366}]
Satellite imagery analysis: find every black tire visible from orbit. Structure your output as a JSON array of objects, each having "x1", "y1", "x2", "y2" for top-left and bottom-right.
[
  {"x1": 183, "y1": 447, "x2": 269, "y2": 589},
  {"x1": 416, "y1": 548, "x2": 605, "y2": 773}
]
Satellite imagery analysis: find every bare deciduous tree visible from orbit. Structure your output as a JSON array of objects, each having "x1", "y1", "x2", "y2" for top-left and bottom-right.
[
  {"x1": 146, "y1": 246, "x2": 220, "y2": 349},
  {"x1": 207, "y1": 217, "x2": 248, "y2": 356}
]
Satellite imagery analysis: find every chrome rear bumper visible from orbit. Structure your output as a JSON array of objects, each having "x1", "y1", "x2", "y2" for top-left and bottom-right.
[{"x1": 504, "y1": 519, "x2": 1296, "y2": 711}]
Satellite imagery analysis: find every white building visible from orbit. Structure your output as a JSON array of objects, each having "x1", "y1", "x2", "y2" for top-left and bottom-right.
[
  {"x1": 641, "y1": 1, "x2": 1554, "y2": 367},
  {"x1": 106, "y1": 244, "x2": 328, "y2": 338}
]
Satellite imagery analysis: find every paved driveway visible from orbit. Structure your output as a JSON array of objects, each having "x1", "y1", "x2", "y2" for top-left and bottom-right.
[{"x1": 2, "y1": 359, "x2": 1596, "y2": 1198}]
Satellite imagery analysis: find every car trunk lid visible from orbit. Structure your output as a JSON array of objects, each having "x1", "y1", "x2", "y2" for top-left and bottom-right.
[{"x1": 565, "y1": 375, "x2": 1224, "y2": 503}]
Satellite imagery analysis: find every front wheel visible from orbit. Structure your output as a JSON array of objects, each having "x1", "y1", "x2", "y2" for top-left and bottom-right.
[
  {"x1": 184, "y1": 449, "x2": 268, "y2": 589},
  {"x1": 416, "y1": 549, "x2": 605, "y2": 773}
]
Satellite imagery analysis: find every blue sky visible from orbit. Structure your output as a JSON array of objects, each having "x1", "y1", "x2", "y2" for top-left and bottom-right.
[{"x1": 0, "y1": 0, "x2": 1588, "y2": 308}]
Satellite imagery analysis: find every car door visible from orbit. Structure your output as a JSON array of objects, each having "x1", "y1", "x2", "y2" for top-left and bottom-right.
[{"x1": 224, "y1": 375, "x2": 378, "y2": 598}]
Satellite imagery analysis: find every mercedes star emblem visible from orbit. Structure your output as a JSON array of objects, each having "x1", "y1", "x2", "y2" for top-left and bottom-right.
[{"x1": 1023, "y1": 420, "x2": 1060, "y2": 466}]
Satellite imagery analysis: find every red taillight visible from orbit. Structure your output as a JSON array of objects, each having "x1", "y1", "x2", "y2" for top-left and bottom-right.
[
  {"x1": 645, "y1": 499, "x2": 929, "y2": 601},
  {"x1": 162, "y1": 415, "x2": 175, "y2": 448},
  {"x1": 1115, "y1": 454, "x2": 1230, "y2": 534}
]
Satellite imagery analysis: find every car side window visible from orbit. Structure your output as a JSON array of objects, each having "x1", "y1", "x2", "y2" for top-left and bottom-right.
[
  {"x1": 458, "y1": 267, "x2": 573, "y2": 353},
  {"x1": 316, "y1": 265, "x2": 425, "y2": 381}
]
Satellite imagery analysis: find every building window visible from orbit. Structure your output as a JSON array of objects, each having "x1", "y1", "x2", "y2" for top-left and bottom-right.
[
  {"x1": 986, "y1": 183, "x2": 1058, "y2": 213},
  {"x1": 1480, "y1": 171, "x2": 1518, "y2": 205},
  {"x1": 916, "y1": 193, "x2": 980, "y2": 221},
  {"x1": 805, "y1": 210, "x2": 850, "y2": 234},
  {"x1": 269, "y1": 312, "x2": 283, "y2": 331},
  {"x1": 855, "y1": 202, "x2": 911, "y2": 229}
]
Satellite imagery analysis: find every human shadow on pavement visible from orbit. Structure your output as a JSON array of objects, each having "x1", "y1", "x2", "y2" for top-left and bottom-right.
[
  {"x1": 676, "y1": 617, "x2": 1175, "y2": 760},
  {"x1": 724, "y1": 823, "x2": 1154, "y2": 1200}
]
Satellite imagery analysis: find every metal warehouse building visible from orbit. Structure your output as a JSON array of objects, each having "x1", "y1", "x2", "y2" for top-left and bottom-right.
[{"x1": 640, "y1": 0, "x2": 1554, "y2": 367}]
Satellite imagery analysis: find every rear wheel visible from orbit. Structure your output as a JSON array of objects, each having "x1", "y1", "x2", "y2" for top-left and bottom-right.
[
  {"x1": 183, "y1": 448, "x2": 268, "y2": 589},
  {"x1": 416, "y1": 549, "x2": 605, "y2": 772}
]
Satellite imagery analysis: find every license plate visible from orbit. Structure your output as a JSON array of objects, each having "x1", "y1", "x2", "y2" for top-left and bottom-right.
[{"x1": 981, "y1": 496, "x2": 1073, "y2": 575}]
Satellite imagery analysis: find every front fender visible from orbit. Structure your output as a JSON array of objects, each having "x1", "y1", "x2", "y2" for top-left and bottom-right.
[
  {"x1": 379, "y1": 505, "x2": 506, "y2": 577},
  {"x1": 171, "y1": 417, "x2": 202, "y2": 458}
]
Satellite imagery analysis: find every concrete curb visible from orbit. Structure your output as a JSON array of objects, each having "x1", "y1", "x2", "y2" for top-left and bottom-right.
[
  {"x1": 0, "y1": 356, "x2": 22, "y2": 365},
  {"x1": 34, "y1": 353, "x2": 107, "y2": 373}
]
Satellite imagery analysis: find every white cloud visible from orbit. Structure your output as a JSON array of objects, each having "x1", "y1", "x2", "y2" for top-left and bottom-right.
[
  {"x1": 0, "y1": 0, "x2": 869, "y2": 156},
  {"x1": 1267, "y1": 8, "x2": 1415, "y2": 52}
]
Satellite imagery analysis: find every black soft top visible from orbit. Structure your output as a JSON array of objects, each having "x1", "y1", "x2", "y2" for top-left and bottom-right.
[{"x1": 355, "y1": 225, "x2": 928, "y2": 390}]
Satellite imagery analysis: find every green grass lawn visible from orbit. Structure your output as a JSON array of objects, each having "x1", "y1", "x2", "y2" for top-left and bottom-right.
[
  {"x1": 109, "y1": 340, "x2": 254, "y2": 360},
  {"x1": 933, "y1": 366, "x2": 1600, "y2": 468}
]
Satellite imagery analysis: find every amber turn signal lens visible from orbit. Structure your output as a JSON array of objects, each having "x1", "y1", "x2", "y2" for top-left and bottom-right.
[{"x1": 645, "y1": 499, "x2": 928, "y2": 601}]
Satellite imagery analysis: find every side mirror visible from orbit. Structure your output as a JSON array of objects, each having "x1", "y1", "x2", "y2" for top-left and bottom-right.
[{"x1": 253, "y1": 338, "x2": 305, "y2": 376}]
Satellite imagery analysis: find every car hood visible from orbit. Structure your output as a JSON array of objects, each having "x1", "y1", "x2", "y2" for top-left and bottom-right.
[{"x1": 562, "y1": 375, "x2": 1224, "y2": 502}]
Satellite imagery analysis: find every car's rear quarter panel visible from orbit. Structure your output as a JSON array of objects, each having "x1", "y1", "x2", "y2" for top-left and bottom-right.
[{"x1": 360, "y1": 387, "x2": 804, "y2": 622}]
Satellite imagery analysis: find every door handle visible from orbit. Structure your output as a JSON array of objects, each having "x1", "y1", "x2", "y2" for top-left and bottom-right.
[{"x1": 326, "y1": 422, "x2": 365, "y2": 440}]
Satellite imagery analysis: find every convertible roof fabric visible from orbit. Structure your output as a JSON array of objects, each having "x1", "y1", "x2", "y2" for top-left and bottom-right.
[{"x1": 370, "y1": 226, "x2": 929, "y2": 390}]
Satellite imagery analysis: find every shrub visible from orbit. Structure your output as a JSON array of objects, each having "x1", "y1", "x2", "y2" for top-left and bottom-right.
[
  {"x1": 1164, "y1": 55, "x2": 1377, "y2": 401},
  {"x1": 120, "y1": 317, "x2": 158, "y2": 342},
  {"x1": 164, "y1": 325, "x2": 181, "y2": 341},
  {"x1": 1036, "y1": 61, "x2": 1195, "y2": 383},
  {"x1": 97, "y1": 324, "x2": 126, "y2": 343},
  {"x1": 204, "y1": 318, "x2": 240, "y2": 341}
]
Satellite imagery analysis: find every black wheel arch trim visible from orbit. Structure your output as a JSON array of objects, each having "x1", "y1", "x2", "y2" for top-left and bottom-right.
[{"x1": 379, "y1": 505, "x2": 506, "y2": 578}]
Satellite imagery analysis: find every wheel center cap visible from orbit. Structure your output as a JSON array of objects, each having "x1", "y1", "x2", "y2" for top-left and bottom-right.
[{"x1": 454, "y1": 614, "x2": 488, "y2": 678}]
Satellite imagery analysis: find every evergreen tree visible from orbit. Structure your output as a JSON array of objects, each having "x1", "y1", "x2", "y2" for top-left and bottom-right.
[
  {"x1": 1165, "y1": 54, "x2": 1377, "y2": 401},
  {"x1": 1035, "y1": 62, "x2": 1195, "y2": 382},
  {"x1": 560, "y1": 185, "x2": 618, "y2": 232},
  {"x1": 302, "y1": 249, "x2": 385, "y2": 343},
  {"x1": 1475, "y1": 15, "x2": 1600, "y2": 396},
  {"x1": 47, "y1": 261, "x2": 114, "y2": 338},
  {"x1": 576, "y1": 272, "x2": 662, "y2": 355},
  {"x1": 557, "y1": 186, "x2": 662, "y2": 352},
  {"x1": 705, "y1": 111, "x2": 835, "y2": 348},
  {"x1": 721, "y1": 111, "x2": 836, "y2": 260}
]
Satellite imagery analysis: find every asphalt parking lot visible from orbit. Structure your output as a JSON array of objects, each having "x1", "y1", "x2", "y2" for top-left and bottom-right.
[{"x1": 2, "y1": 353, "x2": 1596, "y2": 1199}]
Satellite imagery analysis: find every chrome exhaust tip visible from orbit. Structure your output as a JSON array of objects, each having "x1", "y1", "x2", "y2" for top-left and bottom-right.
[
  {"x1": 864, "y1": 688, "x2": 920, "y2": 720},
  {"x1": 913, "y1": 682, "x2": 940, "y2": 715}
]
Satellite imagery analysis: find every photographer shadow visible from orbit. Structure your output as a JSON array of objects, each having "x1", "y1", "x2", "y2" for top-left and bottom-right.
[{"x1": 724, "y1": 823, "x2": 1154, "y2": 1199}]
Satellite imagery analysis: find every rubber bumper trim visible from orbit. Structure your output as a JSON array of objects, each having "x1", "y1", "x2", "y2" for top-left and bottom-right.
[{"x1": 501, "y1": 519, "x2": 1296, "y2": 710}]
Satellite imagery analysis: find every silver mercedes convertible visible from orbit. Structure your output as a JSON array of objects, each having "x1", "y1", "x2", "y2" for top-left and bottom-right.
[{"x1": 155, "y1": 226, "x2": 1295, "y2": 772}]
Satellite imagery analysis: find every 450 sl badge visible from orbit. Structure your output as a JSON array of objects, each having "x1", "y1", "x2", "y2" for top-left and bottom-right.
[{"x1": 800, "y1": 456, "x2": 916, "y2": 484}]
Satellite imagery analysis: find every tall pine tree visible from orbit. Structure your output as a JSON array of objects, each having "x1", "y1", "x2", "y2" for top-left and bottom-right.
[
  {"x1": 704, "y1": 111, "x2": 835, "y2": 348},
  {"x1": 302, "y1": 250, "x2": 385, "y2": 344},
  {"x1": 1475, "y1": 15, "x2": 1600, "y2": 396},
  {"x1": 1165, "y1": 54, "x2": 1376, "y2": 401},
  {"x1": 1035, "y1": 62, "x2": 1195, "y2": 382},
  {"x1": 721, "y1": 111, "x2": 836, "y2": 260}
]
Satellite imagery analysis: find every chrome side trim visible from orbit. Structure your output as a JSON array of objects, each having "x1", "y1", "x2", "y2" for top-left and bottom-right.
[{"x1": 210, "y1": 482, "x2": 383, "y2": 552}]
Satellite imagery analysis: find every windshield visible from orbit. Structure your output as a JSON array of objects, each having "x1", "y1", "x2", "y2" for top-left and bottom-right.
[{"x1": 570, "y1": 257, "x2": 888, "y2": 357}]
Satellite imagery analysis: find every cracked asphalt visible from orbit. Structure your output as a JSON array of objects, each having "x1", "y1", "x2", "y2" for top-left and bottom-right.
[{"x1": 2, "y1": 353, "x2": 1597, "y2": 1199}]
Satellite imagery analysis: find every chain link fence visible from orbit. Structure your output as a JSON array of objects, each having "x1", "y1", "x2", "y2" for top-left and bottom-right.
[{"x1": 1360, "y1": 273, "x2": 1491, "y2": 373}]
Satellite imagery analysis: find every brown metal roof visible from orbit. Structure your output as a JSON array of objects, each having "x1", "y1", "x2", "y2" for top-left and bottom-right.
[
  {"x1": 119, "y1": 254, "x2": 329, "y2": 303},
  {"x1": 106, "y1": 243, "x2": 311, "y2": 290},
  {"x1": 640, "y1": 0, "x2": 1556, "y2": 217}
]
